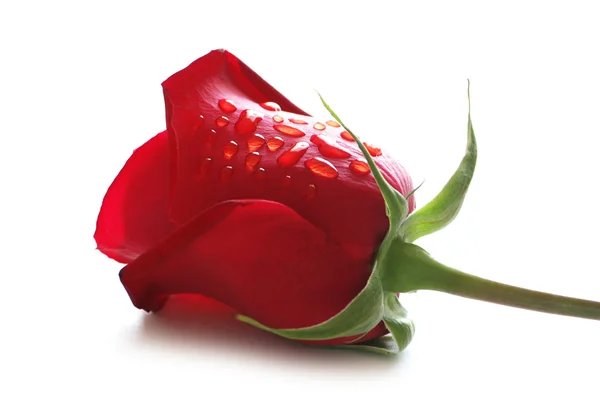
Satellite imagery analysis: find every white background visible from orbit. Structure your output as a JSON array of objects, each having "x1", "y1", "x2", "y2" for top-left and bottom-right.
[{"x1": 1, "y1": 0, "x2": 600, "y2": 396}]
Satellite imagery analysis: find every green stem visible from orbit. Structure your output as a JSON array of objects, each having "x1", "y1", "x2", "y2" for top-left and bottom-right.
[
  {"x1": 431, "y1": 265, "x2": 600, "y2": 320},
  {"x1": 381, "y1": 241, "x2": 600, "y2": 320}
]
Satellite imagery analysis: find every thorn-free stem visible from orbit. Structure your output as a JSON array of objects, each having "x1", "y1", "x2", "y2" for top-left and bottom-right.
[
  {"x1": 433, "y1": 265, "x2": 600, "y2": 320},
  {"x1": 381, "y1": 241, "x2": 600, "y2": 321}
]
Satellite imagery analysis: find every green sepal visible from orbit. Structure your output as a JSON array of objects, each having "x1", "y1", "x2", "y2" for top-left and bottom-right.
[
  {"x1": 318, "y1": 92, "x2": 409, "y2": 228},
  {"x1": 236, "y1": 272, "x2": 384, "y2": 341},
  {"x1": 382, "y1": 292, "x2": 415, "y2": 352},
  {"x1": 332, "y1": 294, "x2": 413, "y2": 355},
  {"x1": 332, "y1": 335, "x2": 400, "y2": 355},
  {"x1": 399, "y1": 81, "x2": 477, "y2": 243},
  {"x1": 406, "y1": 180, "x2": 425, "y2": 199}
]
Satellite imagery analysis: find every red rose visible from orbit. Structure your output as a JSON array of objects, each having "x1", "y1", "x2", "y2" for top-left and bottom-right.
[
  {"x1": 96, "y1": 50, "x2": 600, "y2": 354},
  {"x1": 95, "y1": 49, "x2": 416, "y2": 347}
]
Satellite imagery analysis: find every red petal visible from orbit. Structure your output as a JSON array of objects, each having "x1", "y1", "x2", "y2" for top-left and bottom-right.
[
  {"x1": 95, "y1": 132, "x2": 389, "y2": 344},
  {"x1": 97, "y1": 51, "x2": 418, "y2": 346},
  {"x1": 94, "y1": 132, "x2": 175, "y2": 263},
  {"x1": 119, "y1": 199, "x2": 375, "y2": 338},
  {"x1": 162, "y1": 49, "x2": 308, "y2": 206},
  {"x1": 162, "y1": 50, "x2": 415, "y2": 267}
]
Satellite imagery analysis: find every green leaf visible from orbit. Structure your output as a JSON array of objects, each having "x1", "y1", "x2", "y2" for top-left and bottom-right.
[
  {"x1": 332, "y1": 335, "x2": 400, "y2": 355},
  {"x1": 382, "y1": 292, "x2": 415, "y2": 353},
  {"x1": 236, "y1": 272, "x2": 384, "y2": 341},
  {"x1": 399, "y1": 81, "x2": 477, "y2": 243}
]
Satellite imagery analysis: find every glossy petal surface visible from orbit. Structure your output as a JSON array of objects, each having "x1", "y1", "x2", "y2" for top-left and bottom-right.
[{"x1": 96, "y1": 50, "x2": 418, "y2": 346}]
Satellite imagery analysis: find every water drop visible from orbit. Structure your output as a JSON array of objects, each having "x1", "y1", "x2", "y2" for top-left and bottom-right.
[
  {"x1": 282, "y1": 175, "x2": 292, "y2": 187},
  {"x1": 340, "y1": 131, "x2": 354, "y2": 141},
  {"x1": 199, "y1": 157, "x2": 212, "y2": 178},
  {"x1": 203, "y1": 129, "x2": 218, "y2": 152},
  {"x1": 277, "y1": 142, "x2": 309, "y2": 167},
  {"x1": 349, "y1": 160, "x2": 370, "y2": 176},
  {"x1": 218, "y1": 99, "x2": 237, "y2": 113},
  {"x1": 195, "y1": 115, "x2": 205, "y2": 131},
  {"x1": 255, "y1": 167, "x2": 267, "y2": 181},
  {"x1": 289, "y1": 118, "x2": 308, "y2": 125},
  {"x1": 364, "y1": 143, "x2": 382, "y2": 156},
  {"x1": 310, "y1": 134, "x2": 351, "y2": 159},
  {"x1": 313, "y1": 122, "x2": 326, "y2": 131},
  {"x1": 247, "y1": 134, "x2": 266, "y2": 151},
  {"x1": 235, "y1": 109, "x2": 264, "y2": 135},
  {"x1": 273, "y1": 114, "x2": 284, "y2": 123},
  {"x1": 188, "y1": 114, "x2": 206, "y2": 136},
  {"x1": 245, "y1": 151, "x2": 262, "y2": 171},
  {"x1": 220, "y1": 165, "x2": 234, "y2": 182},
  {"x1": 273, "y1": 124, "x2": 306, "y2": 137},
  {"x1": 216, "y1": 116, "x2": 229, "y2": 127},
  {"x1": 223, "y1": 141, "x2": 239, "y2": 160},
  {"x1": 267, "y1": 136, "x2": 285, "y2": 152},
  {"x1": 305, "y1": 184, "x2": 317, "y2": 200},
  {"x1": 206, "y1": 129, "x2": 217, "y2": 143},
  {"x1": 304, "y1": 157, "x2": 339, "y2": 179},
  {"x1": 260, "y1": 102, "x2": 281, "y2": 112},
  {"x1": 326, "y1": 120, "x2": 340, "y2": 128}
]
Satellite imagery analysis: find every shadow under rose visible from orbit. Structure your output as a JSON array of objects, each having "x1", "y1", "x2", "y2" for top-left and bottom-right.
[{"x1": 134, "y1": 294, "x2": 407, "y2": 373}]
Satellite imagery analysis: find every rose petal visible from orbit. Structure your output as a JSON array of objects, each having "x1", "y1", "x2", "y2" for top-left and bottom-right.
[
  {"x1": 119, "y1": 199, "x2": 372, "y2": 331},
  {"x1": 162, "y1": 50, "x2": 415, "y2": 266},
  {"x1": 94, "y1": 131, "x2": 175, "y2": 263},
  {"x1": 96, "y1": 51, "x2": 419, "y2": 346},
  {"x1": 163, "y1": 49, "x2": 309, "y2": 208}
]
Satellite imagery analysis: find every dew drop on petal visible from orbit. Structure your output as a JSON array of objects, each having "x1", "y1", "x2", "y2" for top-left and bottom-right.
[
  {"x1": 216, "y1": 116, "x2": 229, "y2": 127},
  {"x1": 326, "y1": 120, "x2": 340, "y2": 128},
  {"x1": 364, "y1": 142, "x2": 382, "y2": 156},
  {"x1": 203, "y1": 129, "x2": 218, "y2": 153},
  {"x1": 220, "y1": 165, "x2": 234, "y2": 182},
  {"x1": 260, "y1": 101, "x2": 281, "y2": 112},
  {"x1": 277, "y1": 142, "x2": 310, "y2": 167},
  {"x1": 349, "y1": 160, "x2": 371, "y2": 176},
  {"x1": 313, "y1": 122, "x2": 326, "y2": 131},
  {"x1": 340, "y1": 131, "x2": 355, "y2": 141},
  {"x1": 235, "y1": 110, "x2": 264, "y2": 135},
  {"x1": 247, "y1": 134, "x2": 266, "y2": 151},
  {"x1": 273, "y1": 124, "x2": 306, "y2": 137},
  {"x1": 267, "y1": 136, "x2": 285, "y2": 152},
  {"x1": 289, "y1": 118, "x2": 308, "y2": 125},
  {"x1": 282, "y1": 175, "x2": 292, "y2": 187},
  {"x1": 207, "y1": 129, "x2": 217, "y2": 143},
  {"x1": 223, "y1": 141, "x2": 239, "y2": 160},
  {"x1": 218, "y1": 99, "x2": 237, "y2": 113},
  {"x1": 305, "y1": 184, "x2": 317, "y2": 200},
  {"x1": 196, "y1": 115, "x2": 205, "y2": 131},
  {"x1": 245, "y1": 151, "x2": 262, "y2": 171},
  {"x1": 310, "y1": 134, "x2": 351, "y2": 159},
  {"x1": 199, "y1": 157, "x2": 212, "y2": 179},
  {"x1": 304, "y1": 157, "x2": 339, "y2": 179},
  {"x1": 309, "y1": 135, "x2": 325, "y2": 146},
  {"x1": 273, "y1": 114, "x2": 284, "y2": 123},
  {"x1": 255, "y1": 167, "x2": 267, "y2": 181}
]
